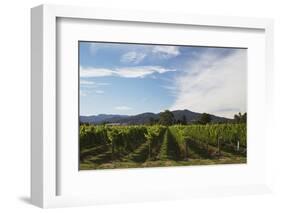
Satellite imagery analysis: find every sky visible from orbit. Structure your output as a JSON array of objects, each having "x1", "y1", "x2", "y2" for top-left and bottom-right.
[{"x1": 79, "y1": 42, "x2": 247, "y2": 118}]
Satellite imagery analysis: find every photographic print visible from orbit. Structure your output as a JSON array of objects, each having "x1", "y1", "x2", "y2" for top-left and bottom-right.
[{"x1": 79, "y1": 41, "x2": 247, "y2": 170}]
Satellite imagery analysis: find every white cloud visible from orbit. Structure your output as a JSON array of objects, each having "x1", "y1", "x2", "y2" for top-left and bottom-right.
[
  {"x1": 80, "y1": 66, "x2": 176, "y2": 78},
  {"x1": 95, "y1": 90, "x2": 104, "y2": 94},
  {"x1": 120, "y1": 51, "x2": 146, "y2": 64},
  {"x1": 161, "y1": 85, "x2": 179, "y2": 97},
  {"x1": 116, "y1": 66, "x2": 175, "y2": 78},
  {"x1": 80, "y1": 68, "x2": 115, "y2": 77},
  {"x1": 152, "y1": 46, "x2": 180, "y2": 58},
  {"x1": 80, "y1": 80, "x2": 110, "y2": 88},
  {"x1": 170, "y1": 49, "x2": 247, "y2": 118},
  {"x1": 97, "y1": 82, "x2": 111, "y2": 86},
  {"x1": 80, "y1": 80, "x2": 94, "y2": 85},
  {"x1": 115, "y1": 106, "x2": 132, "y2": 111}
]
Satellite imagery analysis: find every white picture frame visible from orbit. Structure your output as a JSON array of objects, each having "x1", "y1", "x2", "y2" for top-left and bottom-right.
[{"x1": 31, "y1": 4, "x2": 274, "y2": 208}]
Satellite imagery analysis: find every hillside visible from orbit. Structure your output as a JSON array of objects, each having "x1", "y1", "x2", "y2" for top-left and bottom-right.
[{"x1": 80, "y1": 109, "x2": 231, "y2": 125}]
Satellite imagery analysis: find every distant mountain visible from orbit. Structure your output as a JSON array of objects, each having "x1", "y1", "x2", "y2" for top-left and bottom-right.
[
  {"x1": 80, "y1": 109, "x2": 231, "y2": 125},
  {"x1": 80, "y1": 114, "x2": 129, "y2": 124}
]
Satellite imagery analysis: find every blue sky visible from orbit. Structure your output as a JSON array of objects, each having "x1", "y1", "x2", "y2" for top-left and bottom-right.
[{"x1": 79, "y1": 42, "x2": 247, "y2": 118}]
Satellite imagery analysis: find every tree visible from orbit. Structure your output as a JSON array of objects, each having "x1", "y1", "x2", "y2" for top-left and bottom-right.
[
  {"x1": 198, "y1": 113, "x2": 211, "y2": 125},
  {"x1": 242, "y1": 113, "x2": 247, "y2": 123},
  {"x1": 149, "y1": 117, "x2": 158, "y2": 125},
  {"x1": 181, "y1": 115, "x2": 187, "y2": 125},
  {"x1": 159, "y1": 110, "x2": 175, "y2": 126},
  {"x1": 176, "y1": 115, "x2": 187, "y2": 125},
  {"x1": 234, "y1": 112, "x2": 247, "y2": 123}
]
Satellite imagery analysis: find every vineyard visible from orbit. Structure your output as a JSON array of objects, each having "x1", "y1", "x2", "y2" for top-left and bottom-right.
[{"x1": 80, "y1": 124, "x2": 247, "y2": 170}]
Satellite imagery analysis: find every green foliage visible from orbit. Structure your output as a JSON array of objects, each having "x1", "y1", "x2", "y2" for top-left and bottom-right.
[
  {"x1": 80, "y1": 123, "x2": 247, "y2": 169},
  {"x1": 169, "y1": 123, "x2": 247, "y2": 155},
  {"x1": 197, "y1": 113, "x2": 212, "y2": 124},
  {"x1": 234, "y1": 112, "x2": 247, "y2": 123},
  {"x1": 125, "y1": 125, "x2": 166, "y2": 162},
  {"x1": 159, "y1": 110, "x2": 175, "y2": 126},
  {"x1": 181, "y1": 115, "x2": 187, "y2": 125},
  {"x1": 158, "y1": 129, "x2": 181, "y2": 160}
]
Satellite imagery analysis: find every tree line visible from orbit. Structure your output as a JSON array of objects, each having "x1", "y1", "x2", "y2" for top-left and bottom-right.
[
  {"x1": 80, "y1": 110, "x2": 247, "y2": 126},
  {"x1": 150, "y1": 110, "x2": 247, "y2": 126}
]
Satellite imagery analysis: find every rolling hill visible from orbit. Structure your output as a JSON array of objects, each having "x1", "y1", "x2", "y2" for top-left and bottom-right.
[{"x1": 80, "y1": 109, "x2": 231, "y2": 125}]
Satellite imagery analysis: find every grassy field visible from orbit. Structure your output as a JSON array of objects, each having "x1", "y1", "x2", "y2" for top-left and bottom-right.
[{"x1": 79, "y1": 124, "x2": 247, "y2": 170}]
